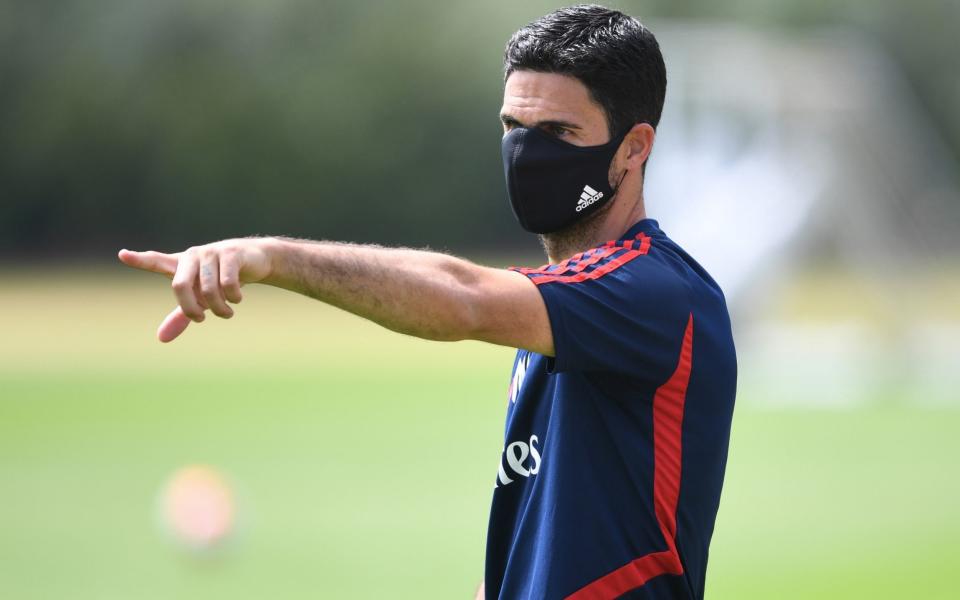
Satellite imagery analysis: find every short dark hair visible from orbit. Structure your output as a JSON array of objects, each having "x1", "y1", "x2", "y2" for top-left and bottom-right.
[{"x1": 504, "y1": 4, "x2": 667, "y2": 138}]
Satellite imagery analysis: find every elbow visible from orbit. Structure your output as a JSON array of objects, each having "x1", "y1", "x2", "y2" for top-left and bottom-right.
[
  {"x1": 384, "y1": 293, "x2": 480, "y2": 343},
  {"x1": 418, "y1": 287, "x2": 485, "y2": 343},
  {"x1": 449, "y1": 286, "x2": 489, "y2": 343},
  {"x1": 423, "y1": 261, "x2": 487, "y2": 343},
  {"x1": 418, "y1": 301, "x2": 481, "y2": 343},
  {"x1": 395, "y1": 258, "x2": 492, "y2": 343}
]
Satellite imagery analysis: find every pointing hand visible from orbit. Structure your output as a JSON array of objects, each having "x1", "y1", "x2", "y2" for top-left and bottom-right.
[{"x1": 117, "y1": 239, "x2": 273, "y2": 342}]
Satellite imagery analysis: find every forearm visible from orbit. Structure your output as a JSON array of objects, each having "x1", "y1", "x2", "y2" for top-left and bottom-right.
[{"x1": 262, "y1": 237, "x2": 485, "y2": 342}]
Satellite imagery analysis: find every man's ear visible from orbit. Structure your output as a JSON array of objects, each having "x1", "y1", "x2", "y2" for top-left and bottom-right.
[{"x1": 622, "y1": 123, "x2": 656, "y2": 172}]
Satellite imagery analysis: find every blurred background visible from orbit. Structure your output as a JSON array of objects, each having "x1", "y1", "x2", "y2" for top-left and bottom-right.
[{"x1": 1, "y1": 0, "x2": 958, "y2": 598}]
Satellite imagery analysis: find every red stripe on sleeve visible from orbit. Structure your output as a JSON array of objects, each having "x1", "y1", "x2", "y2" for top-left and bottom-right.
[
  {"x1": 514, "y1": 246, "x2": 617, "y2": 278},
  {"x1": 513, "y1": 233, "x2": 652, "y2": 286},
  {"x1": 637, "y1": 231, "x2": 651, "y2": 254},
  {"x1": 566, "y1": 313, "x2": 695, "y2": 600},
  {"x1": 513, "y1": 252, "x2": 584, "y2": 277}
]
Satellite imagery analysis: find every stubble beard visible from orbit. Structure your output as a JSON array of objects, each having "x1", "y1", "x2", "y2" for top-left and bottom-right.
[{"x1": 537, "y1": 197, "x2": 614, "y2": 263}]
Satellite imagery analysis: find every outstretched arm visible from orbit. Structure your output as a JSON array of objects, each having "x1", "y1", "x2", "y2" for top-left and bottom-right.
[{"x1": 118, "y1": 237, "x2": 553, "y2": 355}]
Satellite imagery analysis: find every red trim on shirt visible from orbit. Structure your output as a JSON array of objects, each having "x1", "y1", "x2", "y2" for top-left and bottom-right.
[
  {"x1": 513, "y1": 252, "x2": 584, "y2": 277},
  {"x1": 566, "y1": 314, "x2": 695, "y2": 600},
  {"x1": 637, "y1": 231, "x2": 652, "y2": 254},
  {"x1": 515, "y1": 246, "x2": 620, "y2": 278},
  {"x1": 511, "y1": 232, "x2": 652, "y2": 285}
]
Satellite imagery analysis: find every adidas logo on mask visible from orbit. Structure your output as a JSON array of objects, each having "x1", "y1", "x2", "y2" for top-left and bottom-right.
[{"x1": 576, "y1": 185, "x2": 604, "y2": 212}]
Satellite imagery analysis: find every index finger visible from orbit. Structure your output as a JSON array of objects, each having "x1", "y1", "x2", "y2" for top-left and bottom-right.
[{"x1": 118, "y1": 249, "x2": 180, "y2": 278}]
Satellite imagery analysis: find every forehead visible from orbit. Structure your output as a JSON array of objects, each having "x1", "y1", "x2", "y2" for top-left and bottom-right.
[{"x1": 501, "y1": 70, "x2": 606, "y2": 126}]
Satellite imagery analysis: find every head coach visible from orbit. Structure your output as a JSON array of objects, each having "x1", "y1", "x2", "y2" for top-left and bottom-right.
[{"x1": 119, "y1": 5, "x2": 737, "y2": 599}]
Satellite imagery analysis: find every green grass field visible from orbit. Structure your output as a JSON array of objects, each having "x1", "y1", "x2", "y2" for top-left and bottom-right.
[{"x1": 1, "y1": 269, "x2": 958, "y2": 599}]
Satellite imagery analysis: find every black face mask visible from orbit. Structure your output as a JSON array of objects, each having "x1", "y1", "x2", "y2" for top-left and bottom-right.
[{"x1": 501, "y1": 126, "x2": 629, "y2": 234}]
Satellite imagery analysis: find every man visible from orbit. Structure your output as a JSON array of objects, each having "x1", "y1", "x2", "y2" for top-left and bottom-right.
[{"x1": 119, "y1": 5, "x2": 736, "y2": 599}]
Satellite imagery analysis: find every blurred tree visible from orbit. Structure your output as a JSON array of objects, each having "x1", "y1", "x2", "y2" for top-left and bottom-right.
[{"x1": 0, "y1": 0, "x2": 956, "y2": 258}]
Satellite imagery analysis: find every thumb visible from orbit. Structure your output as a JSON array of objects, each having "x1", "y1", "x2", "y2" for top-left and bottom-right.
[
  {"x1": 157, "y1": 306, "x2": 192, "y2": 343},
  {"x1": 118, "y1": 249, "x2": 179, "y2": 278}
]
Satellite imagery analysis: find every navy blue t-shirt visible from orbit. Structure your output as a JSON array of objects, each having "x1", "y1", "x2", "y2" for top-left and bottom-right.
[{"x1": 484, "y1": 219, "x2": 737, "y2": 599}]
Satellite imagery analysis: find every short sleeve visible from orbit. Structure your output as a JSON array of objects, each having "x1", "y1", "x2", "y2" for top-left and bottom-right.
[{"x1": 511, "y1": 239, "x2": 690, "y2": 380}]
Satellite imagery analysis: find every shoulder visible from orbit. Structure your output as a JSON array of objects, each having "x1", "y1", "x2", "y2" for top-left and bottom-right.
[
  {"x1": 511, "y1": 232, "x2": 689, "y2": 305},
  {"x1": 510, "y1": 231, "x2": 653, "y2": 285}
]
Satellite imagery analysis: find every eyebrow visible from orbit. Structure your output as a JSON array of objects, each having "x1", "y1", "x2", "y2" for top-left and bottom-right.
[{"x1": 499, "y1": 113, "x2": 582, "y2": 131}]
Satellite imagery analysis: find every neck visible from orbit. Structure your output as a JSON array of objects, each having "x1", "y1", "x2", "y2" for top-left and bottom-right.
[{"x1": 540, "y1": 195, "x2": 646, "y2": 263}]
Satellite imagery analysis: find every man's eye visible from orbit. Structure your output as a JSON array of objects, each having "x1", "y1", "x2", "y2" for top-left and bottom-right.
[{"x1": 549, "y1": 125, "x2": 570, "y2": 137}]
